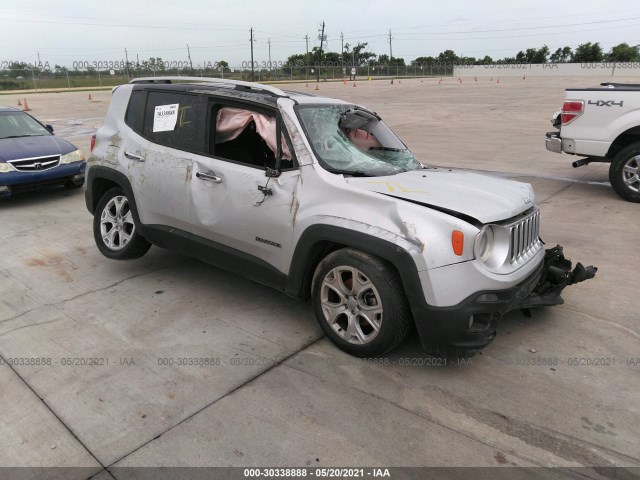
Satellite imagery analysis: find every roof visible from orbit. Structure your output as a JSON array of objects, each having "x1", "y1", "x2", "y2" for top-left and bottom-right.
[
  {"x1": 0, "y1": 106, "x2": 21, "y2": 112},
  {"x1": 128, "y1": 76, "x2": 350, "y2": 106}
]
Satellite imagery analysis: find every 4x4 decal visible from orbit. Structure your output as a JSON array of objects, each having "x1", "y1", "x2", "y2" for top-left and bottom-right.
[{"x1": 587, "y1": 100, "x2": 624, "y2": 107}]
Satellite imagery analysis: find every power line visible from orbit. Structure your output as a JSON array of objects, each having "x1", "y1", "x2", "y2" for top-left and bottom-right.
[
  {"x1": 381, "y1": 16, "x2": 640, "y2": 38},
  {"x1": 389, "y1": 22, "x2": 640, "y2": 43}
]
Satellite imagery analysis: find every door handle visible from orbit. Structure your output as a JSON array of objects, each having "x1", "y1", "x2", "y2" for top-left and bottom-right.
[
  {"x1": 196, "y1": 171, "x2": 222, "y2": 183},
  {"x1": 124, "y1": 151, "x2": 144, "y2": 161}
]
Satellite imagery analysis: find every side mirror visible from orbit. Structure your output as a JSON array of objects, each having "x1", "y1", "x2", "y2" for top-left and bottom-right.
[{"x1": 45, "y1": 124, "x2": 54, "y2": 133}]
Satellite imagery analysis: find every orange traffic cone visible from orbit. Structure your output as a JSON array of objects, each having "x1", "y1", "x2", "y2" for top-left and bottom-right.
[
  {"x1": 459, "y1": 78, "x2": 463, "y2": 83},
  {"x1": 305, "y1": 83, "x2": 308, "y2": 88},
  {"x1": 390, "y1": 78, "x2": 394, "y2": 85},
  {"x1": 496, "y1": 79, "x2": 500, "y2": 83},
  {"x1": 88, "y1": 93, "x2": 92, "y2": 100},
  {"x1": 17, "y1": 99, "x2": 22, "y2": 106},
  {"x1": 398, "y1": 79, "x2": 401, "y2": 84},
  {"x1": 23, "y1": 99, "x2": 30, "y2": 111},
  {"x1": 343, "y1": 78, "x2": 347, "y2": 85},
  {"x1": 522, "y1": 75, "x2": 526, "y2": 80},
  {"x1": 315, "y1": 83, "x2": 320, "y2": 91}
]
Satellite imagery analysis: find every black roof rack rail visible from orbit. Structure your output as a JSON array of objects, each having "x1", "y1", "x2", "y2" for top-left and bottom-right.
[{"x1": 129, "y1": 76, "x2": 288, "y2": 97}]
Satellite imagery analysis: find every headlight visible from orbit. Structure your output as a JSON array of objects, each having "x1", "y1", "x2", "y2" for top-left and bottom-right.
[
  {"x1": 475, "y1": 226, "x2": 494, "y2": 263},
  {"x1": 60, "y1": 149, "x2": 85, "y2": 164},
  {"x1": 0, "y1": 162, "x2": 15, "y2": 173}
]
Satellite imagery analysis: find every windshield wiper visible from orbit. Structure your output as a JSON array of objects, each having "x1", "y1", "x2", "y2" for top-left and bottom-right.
[
  {"x1": 325, "y1": 168, "x2": 372, "y2": 177},
  {"x1": 2, "y1": 134, "x2": 44, "y2": 139}
]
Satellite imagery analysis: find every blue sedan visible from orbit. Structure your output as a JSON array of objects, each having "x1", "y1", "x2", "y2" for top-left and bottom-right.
[{"x1": 0, "y1": 106, "x2": 86, "y2": 199}]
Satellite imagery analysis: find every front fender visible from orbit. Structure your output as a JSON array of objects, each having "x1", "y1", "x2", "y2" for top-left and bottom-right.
[{"x1": 285, "y1": 223, "x2": 428, "y2": 311}]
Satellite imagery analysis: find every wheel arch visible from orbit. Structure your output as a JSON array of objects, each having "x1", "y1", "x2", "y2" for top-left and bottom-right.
[
  {"x1": 606, "y1": 126, "x2": 640, "y2": 159},
  {"x1": 85, "y1": 166, "x2": 144, "y2": 232},
  {"x1": 285, "y1": 225, "x2": 425, "y2": 310}
]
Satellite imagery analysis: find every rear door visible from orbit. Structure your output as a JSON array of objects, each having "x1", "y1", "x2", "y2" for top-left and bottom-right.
[{"x1": 131, "y1": 90, "x2": 207, "y2": 231}]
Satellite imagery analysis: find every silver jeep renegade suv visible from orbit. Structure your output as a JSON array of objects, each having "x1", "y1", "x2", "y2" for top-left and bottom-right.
[{"x1": 86, "y1": 77, "x2": 596, "y2": 358}]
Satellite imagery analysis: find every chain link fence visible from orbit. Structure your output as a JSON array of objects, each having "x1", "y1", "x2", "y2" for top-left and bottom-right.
[{"x1": 0, "y1": 64, "x2": 455, "y2": 91}]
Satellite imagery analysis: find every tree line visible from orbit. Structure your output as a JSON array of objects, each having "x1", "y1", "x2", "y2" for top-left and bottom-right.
[{"x1": 287, "y1": 41, "x2": 640, "y2": 67}]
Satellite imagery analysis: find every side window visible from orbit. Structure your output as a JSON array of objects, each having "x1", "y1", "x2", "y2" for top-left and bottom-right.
[
  {"x1": 125, "y1": 90, "x2": 146, "y2": 135},
  {"x1": 143, "y1": 91, "x2": 205, "y2": 153},
  {"x1": 212, "y1": 106, "x2": 294, "y2": 170}
]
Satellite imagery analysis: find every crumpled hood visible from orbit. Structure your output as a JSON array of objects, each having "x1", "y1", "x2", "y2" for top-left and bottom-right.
[
  {"x1": 346, "y1": 169, "x2": 536, "y2": 224},
  {"x1": 0, "y1": 135, "x2": 76, "y2": 162}
]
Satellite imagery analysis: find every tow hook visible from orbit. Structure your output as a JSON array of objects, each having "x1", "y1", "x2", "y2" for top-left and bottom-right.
[{"x1": 519, "y1": 245, "x2": 597, "y2": 309}]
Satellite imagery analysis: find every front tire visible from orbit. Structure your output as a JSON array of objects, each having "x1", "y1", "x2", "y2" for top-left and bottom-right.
[
  {"x1": 609, "y1": 143, "x2": 640, "y2": 202},
  {"x1": 311, "y1": 248, "x2": 412, "y2": 357},
  {"x1": 93, "y1": 187, "x2": 151, "y2": 259}
]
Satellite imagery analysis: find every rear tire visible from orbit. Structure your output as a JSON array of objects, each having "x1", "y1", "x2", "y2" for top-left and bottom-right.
[
  {"x1": 311, "y1": 248, "x2": 412, "y2": 357},
  {"x1": 609, "y1": 143, "x2": 640, "y2": 202},
  {"x1": 93, "y1": 187, "x2": 151, "y2": 260}
]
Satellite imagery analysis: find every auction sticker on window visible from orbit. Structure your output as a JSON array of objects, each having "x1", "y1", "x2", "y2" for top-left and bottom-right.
[{"x1": 153, "y1": 103, "x2": 179, "y2": 132}]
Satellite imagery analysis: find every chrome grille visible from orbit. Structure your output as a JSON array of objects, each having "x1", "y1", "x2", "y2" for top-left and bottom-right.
[
  {"x1": 7, "y1": 155, "x2": 60, "y2": 172},
  {"x1": 509, "y1": 209, "x2": 541, "y2": 263}
]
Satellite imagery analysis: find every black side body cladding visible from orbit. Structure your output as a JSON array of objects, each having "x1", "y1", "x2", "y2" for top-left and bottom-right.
[
  {"x1": 285, "y1": 224, "x2": 426, "y2": 308},
  {"x1": 85, "y1": 166, "x2": 144, "y2": 230},
  {"x1": 142, "y1": 225, "x2": 286, "y2": 290}
]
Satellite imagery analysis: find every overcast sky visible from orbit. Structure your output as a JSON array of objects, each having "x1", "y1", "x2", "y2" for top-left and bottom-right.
[{"x1": 2, "y1": 0, "x2": 640, "y2": 68}]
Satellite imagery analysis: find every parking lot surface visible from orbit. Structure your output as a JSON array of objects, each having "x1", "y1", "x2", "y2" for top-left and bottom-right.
[{"x1": 1, "y1": 76, "x2": 638, "y2": 479}]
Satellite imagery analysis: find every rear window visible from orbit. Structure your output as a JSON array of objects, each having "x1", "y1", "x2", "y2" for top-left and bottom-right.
[{"x1": 143, "y1": 91, "x2": 206, "y2": 153}]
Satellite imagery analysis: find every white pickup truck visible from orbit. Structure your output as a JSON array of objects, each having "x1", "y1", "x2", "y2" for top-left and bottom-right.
[{"x1": 546, "y1": 82, "x2": 640, "y2": 202}]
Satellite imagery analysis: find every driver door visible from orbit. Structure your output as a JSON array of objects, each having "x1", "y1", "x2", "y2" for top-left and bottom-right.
[{"x1": 189, "y1": 101, "x2": 300, "y2": 283}]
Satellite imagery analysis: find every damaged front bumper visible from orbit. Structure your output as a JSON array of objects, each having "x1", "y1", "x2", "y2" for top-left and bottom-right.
[
  {"x1": 413, "y1": 245, "x2": 597, "y2": 355},
  {"x1": 518, "y1": 245, "x2": 597, "y2": 308}
]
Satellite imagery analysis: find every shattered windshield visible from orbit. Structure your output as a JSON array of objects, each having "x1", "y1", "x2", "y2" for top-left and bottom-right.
[{"x1": 297, "y1": 105, "x2": 422, "y2": 176}]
